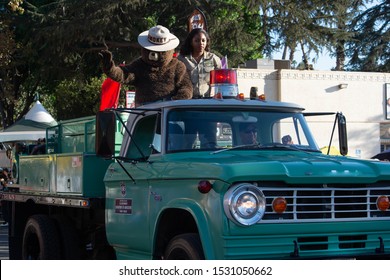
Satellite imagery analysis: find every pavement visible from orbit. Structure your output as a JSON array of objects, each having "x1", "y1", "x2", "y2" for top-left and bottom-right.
[{"x1": 0, "y1": 218, "x2": 9, "y2": 260}]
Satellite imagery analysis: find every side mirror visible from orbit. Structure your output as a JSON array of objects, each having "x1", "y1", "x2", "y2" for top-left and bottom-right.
[
  {"x1": 96, "y1": 111, "x2": 116, "y2": 158},
  {"x1": 337, "y1": 113, "x2": 348, "y2": 156}
]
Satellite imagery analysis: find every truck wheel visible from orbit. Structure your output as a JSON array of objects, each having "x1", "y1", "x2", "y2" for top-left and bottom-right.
[
  {"x1": 22, "y1": 215, "x2": 61, "y2": 260},
  {"x1": 164, "y1": 233, "x2": 204, "y2": 260},
  {"x1": 52, "y1": 216, "x2": 83, "y2": 260}
]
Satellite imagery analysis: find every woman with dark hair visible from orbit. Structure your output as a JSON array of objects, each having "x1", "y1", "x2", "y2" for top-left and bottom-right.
[
  {"x1": 178, "y1": 28, "x2": 222, "y2": 98},
  {"x1": 178, "y1": 29, "x2": 222, "y2": 149}
]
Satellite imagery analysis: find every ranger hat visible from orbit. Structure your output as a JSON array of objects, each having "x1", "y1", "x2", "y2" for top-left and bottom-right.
[{"x1": 138, "y1": 25, "x2": 179, "y2": 52}]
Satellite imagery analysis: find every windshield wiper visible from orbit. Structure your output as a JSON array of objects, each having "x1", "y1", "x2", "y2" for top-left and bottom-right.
[
  {"x1": 259, "y1": 143, "x2": 302, "y2": 151},
  {"x1": 211, "y1": 143, "x2": 261, "y2": 154},
  {"x1": 211, "y1": 143, "x2": 318, "y2": 154},
  {"x1": 257, "y1": 143, "x2": 321, "y2": 153}
]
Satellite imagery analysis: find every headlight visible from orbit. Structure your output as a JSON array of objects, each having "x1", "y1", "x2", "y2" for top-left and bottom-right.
[{"x1": 224, "y1": 183, "x2": 266, "y2": 226}]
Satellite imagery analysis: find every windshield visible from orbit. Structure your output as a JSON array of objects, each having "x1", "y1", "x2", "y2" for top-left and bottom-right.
[{"x1": 166, "y1": 109, "x2": 319, "y2": 153}]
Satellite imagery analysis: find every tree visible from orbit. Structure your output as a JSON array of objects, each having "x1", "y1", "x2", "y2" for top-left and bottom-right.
[
  {"x1": 257, "y1": 0, "x2": 380, "y2": 71},
  {"x1": 0, "y1": 18, "x2": 16, "y2": 128},
  {"x1": 346, "y1": 0, "x2": 389, "y2": 72},
  {"x1": 53, "y1": 77, "x2": 104, "y2": 120},
  {"x1": 1, "y1": 0, "x2": 266, "y2": 126},
  {"x1": 0, "y1": 0, "x2": 147, "y2": 125},
  {"x1": 202, "y1": 0, "x2": 264, "y2": 67},
  {"x1": 258, "y1": 0, "x2": 328, "y2": 69},
  {"x1": 316, "y1": 0, "x2": 367, "y2": 71},
  {"x1": 0, "y1": 4, "x2": 39, "y2": 128}
]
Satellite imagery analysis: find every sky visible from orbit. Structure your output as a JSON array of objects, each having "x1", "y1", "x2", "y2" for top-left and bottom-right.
[
  {"x1": 308, "y1": 51, "x2": 335, "y2": 70},
  {"x1": 273, "y1": 49, "x2": 335, "y2": 71}
]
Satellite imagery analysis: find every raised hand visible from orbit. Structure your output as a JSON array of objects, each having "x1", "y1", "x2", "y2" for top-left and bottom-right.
[{"x1": 99, "y1": 49, "x2": 113, "y2": 71}]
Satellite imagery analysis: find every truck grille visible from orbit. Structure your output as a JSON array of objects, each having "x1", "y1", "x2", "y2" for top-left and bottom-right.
[{"x1": 258, "y1": 183, "x2": 390, "y2": 223}]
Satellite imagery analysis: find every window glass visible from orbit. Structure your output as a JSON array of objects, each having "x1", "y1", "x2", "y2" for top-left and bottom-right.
[
  {"x1": 126, "y1": 114, "x2": 159, "y2": 159},
  {"x1": 166, "y1": 109, "x2": 318, "y2": 152}
]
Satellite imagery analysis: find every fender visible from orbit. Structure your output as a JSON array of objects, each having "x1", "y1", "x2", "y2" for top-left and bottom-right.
[{"x1": 154, "y1": 198, "x2": 218, "y2": 259}]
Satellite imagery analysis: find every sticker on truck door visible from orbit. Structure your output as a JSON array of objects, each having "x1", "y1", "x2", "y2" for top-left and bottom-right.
[
  {"x1": 71, "y1": 156, "x2": 82, "y2": 167},
  {"x1": 114, "y1": 198, "x2": 132, "y2": 214}
]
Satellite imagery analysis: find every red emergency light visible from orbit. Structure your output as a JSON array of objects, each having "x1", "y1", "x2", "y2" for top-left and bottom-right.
[
  {"x1": 210, "y1": 69, "x2": 237, "y2": 85},
  {"x1": 209, "y1": 69, "x2": 239, "y2": 98}
]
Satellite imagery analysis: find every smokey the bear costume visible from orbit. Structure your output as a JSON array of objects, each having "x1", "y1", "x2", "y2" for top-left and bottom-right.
[{"x1": 100, "y1": 25, "x2": 193, "y2": 106}]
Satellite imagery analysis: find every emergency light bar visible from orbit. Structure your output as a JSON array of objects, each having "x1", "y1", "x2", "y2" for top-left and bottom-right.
[
  {"x1": 209, "y1": 68, "x2": 266, "y2": 101},
  {"x1": 210, "y1": 69, "x2": 237, "y2": 84},
  {"x1": 209, "y1": 69, "x2": 239, "y2": 98}
]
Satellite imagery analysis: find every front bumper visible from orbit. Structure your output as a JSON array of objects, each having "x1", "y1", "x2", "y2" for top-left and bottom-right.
[{"x1": 218, "y1": 221, "x2": 390, "y2": 259}]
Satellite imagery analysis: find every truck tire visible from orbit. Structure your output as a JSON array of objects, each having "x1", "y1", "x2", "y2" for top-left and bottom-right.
[
  {"x1": 22, "y1": 214, "x2": 61, "y2": 260},
  {"x1": 164, "y1": 233, "x2": 204, "y2": 260},
  {"x1": 52, "y1": 215, "x2": 83, "y2": 260}
]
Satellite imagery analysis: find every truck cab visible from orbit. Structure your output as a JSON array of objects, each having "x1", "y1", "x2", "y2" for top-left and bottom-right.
[{"x1": 97, "y1": 98, "x2": 390, "y2": 259}]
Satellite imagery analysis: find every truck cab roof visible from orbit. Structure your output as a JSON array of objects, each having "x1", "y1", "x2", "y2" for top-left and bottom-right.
[{"x1": 137, "y1": 98, "x2": 305, "y2": 112}]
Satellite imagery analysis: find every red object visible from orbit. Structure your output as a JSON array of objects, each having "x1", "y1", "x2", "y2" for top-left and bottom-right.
[
  {"x1": 198, "y1": 180, "x2": 213, "y2": 193},
  {"x1": 210, "y1": 69, "x2": 237, "y2": 85},
  {"x1": 99, "y1": 78, "x2": 121, "y2": 111}
]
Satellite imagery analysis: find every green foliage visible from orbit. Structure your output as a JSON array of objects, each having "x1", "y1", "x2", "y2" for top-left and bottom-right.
[
  {"x1": 0, "y1": 0, "x2": 389, "y2": 128},
  {"x1": 0, "y1": 0, "x2": 266, "y2": 127},
  {"x1": 53, "y1": 76, "x2": 104, "y2": 121},
  {"x1": 258, "y1": 0, "x2": 373, "y2": 70},
  {"x1": 346, "y1": 1, "x2": 390, "y2": 72},
  {"x1": 205, "y1": 0, "x2": 264, "y2": 66}
]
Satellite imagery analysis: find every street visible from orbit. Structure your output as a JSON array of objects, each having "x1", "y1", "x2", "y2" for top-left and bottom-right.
[{"x1": 0, "y1": 219, "x2": 9, "y2": 260}]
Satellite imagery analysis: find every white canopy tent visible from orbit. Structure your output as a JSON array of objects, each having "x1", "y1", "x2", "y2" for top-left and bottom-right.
[{"x1": 0, "y1": 101, "x2": 57, "y2": 142}]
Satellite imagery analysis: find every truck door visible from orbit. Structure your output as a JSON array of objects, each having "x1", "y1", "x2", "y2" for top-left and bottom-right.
[{"x1": 105, "y1": 112, "x2": 160, "y2": 258}]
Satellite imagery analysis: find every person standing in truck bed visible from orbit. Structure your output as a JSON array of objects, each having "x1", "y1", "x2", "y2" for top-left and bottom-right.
[
  {"x1": 178, "y1": 28, "x2": 222, "y2": 148},
  {"x1": 99, "y1": 25, "x2": 193, "y2": 107},
  {"x1": 177, "y1": 28, "x2": 222, "y2": 98}
]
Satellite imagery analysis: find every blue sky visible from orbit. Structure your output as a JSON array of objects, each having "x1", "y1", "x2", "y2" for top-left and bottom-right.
[
  {"x1": 273, "y1": 49, "x2": 335, "y2": 70},
  {"x1": 308, "y1": 51, "x2": 335, "y2": 70}
]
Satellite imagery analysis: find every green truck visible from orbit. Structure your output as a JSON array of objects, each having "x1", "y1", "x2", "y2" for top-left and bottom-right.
[{"x1": 1, "y1": 98, "x2": 390, "y2": 260}]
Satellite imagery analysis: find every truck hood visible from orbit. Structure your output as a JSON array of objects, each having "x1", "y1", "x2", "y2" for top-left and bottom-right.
[{"x1": 160, "y1": 150, "x2": 390, "y2": 184}]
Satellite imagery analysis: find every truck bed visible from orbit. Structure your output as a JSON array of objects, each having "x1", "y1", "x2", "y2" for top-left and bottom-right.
[{"x1": 15, "y1": 152, "x2": 112, "y2": 198}]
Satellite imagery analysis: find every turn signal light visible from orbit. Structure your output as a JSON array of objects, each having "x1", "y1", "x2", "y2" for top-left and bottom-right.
[
  {"x1": 81, "y1": 200, "x2": 89, "y2": 207},
  {"x1": 376, "y1": 195, "x2": 390, "y2": 211},
  {"x1": 272, "y1": 197, "x2": 287, "y2": 213},
  {"x1": 237, "y1": 93, "x2": 245, "y2": 100},
  {"x1": 198, "y1": 180, "x2": 213, "y2": 193},
  {"x1": 259, "y1": 94, "x2": 266, "y2": 101}
]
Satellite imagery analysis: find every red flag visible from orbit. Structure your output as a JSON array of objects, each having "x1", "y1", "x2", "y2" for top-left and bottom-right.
[{"x1": 99, "y1": 77, "x2": 121, "y2": 111}]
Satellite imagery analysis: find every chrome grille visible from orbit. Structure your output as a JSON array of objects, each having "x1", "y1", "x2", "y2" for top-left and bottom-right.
[{"x1": 258, "y1": 185, "x2": 390, "y2": 223}]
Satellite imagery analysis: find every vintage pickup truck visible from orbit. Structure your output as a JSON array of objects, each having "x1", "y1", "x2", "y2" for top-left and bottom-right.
[{"x1": 1, "y1": 71, "x2": 390, "y2": 260}]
